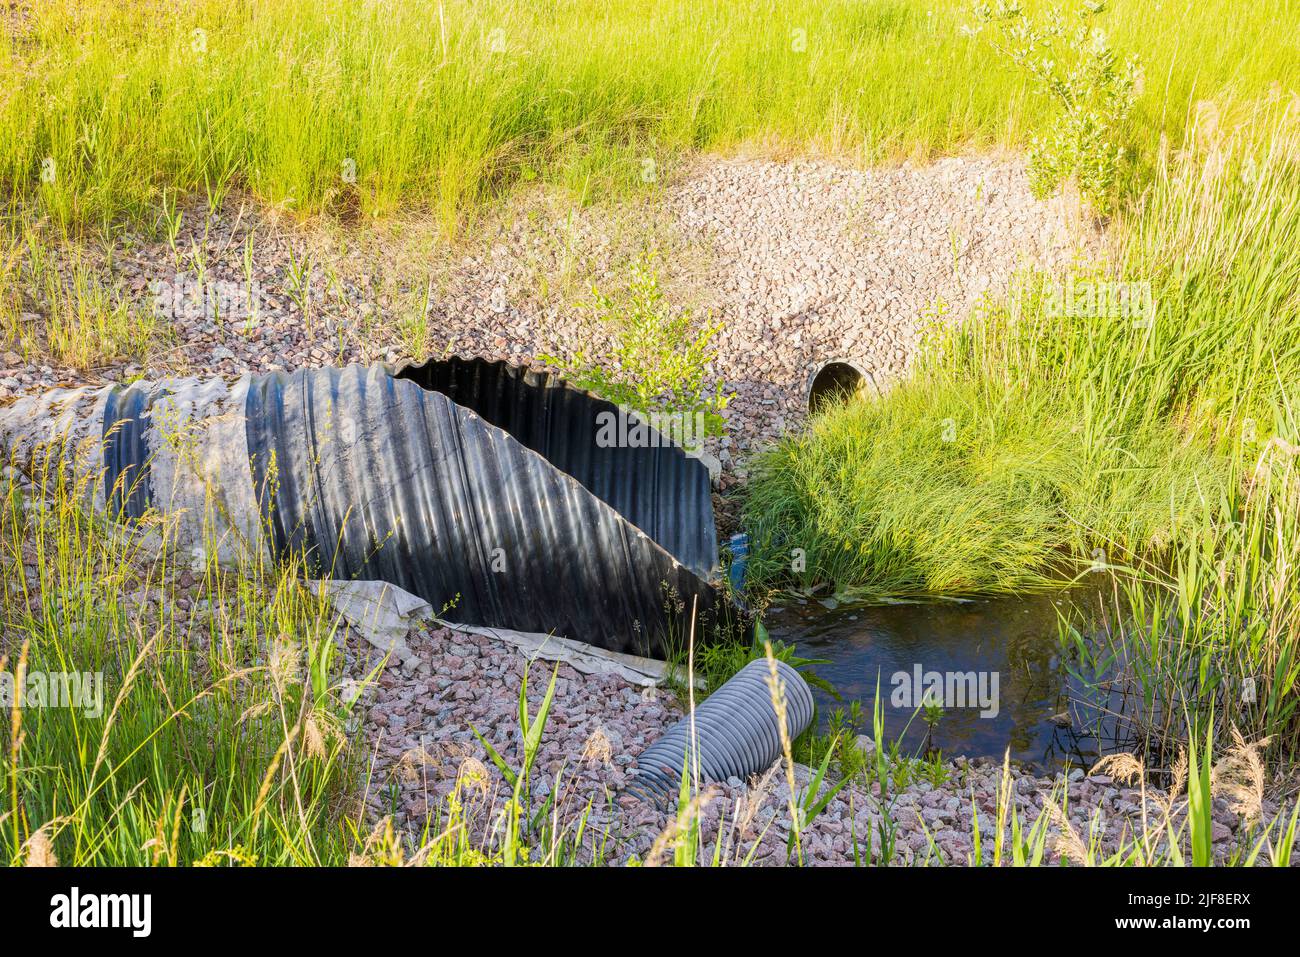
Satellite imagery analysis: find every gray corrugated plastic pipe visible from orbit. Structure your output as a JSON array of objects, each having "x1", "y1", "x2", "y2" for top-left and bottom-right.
[{"x1": 626, "y1": 657, "x2": 815, "y2": 804}]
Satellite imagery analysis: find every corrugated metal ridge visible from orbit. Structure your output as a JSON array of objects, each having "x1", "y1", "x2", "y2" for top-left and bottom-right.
[
  {"x1": 392, "y1": 355, "x2": 718, "y2": 581},
  {"x1": 244, "y1": 364, "x2": 738, "y2": 658},
  {"x1": 102, "y1": 379, "x2": 163, "y2": 519}
]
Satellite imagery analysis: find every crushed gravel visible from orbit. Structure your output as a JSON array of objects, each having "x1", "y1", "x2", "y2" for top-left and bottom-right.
[
  {"x1": 2, "y1": 155, "x2": 1086, "y2": 484},
  {"x1": 354, "y1": 620, "x2": 1293, "y2": 866}
]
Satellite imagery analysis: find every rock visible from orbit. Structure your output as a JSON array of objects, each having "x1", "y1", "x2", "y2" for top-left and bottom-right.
[
  {"x1": 853, "y1": 733, "x2": 876, "y2": 755},
  {"x1": 690, "y1": 448, "x2": 722, "y2": 486}
]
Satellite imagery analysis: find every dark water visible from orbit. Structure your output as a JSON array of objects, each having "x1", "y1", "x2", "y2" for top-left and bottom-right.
[{"x1": 766, "y1": 589, "x2": 1133, "y2": 769}]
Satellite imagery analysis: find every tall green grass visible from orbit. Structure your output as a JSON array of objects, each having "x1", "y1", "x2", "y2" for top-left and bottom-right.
[
  {"x1": 1066, "y1": 423, "x2": 1300, "y2": 762},
  {"x1": 743, "y1": 367, "x2": 1226, "y2": 596},
  {"x1": 0, "y1": 448, "x2": 360, "y2": 865},
  {"x1": 746, "y1": 96, "x2": 1300, "y2": 596},
  {"x1": 1, "y1": 0, "x2": 1296, "y2": 231},
  {"x1": 0, "y1": 440, "x2": 612, "y2": 865}
]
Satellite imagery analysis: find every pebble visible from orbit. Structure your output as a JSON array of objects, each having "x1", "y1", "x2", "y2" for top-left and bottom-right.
[{"x1": 344, "y1": 617, "x2": 1292, "y2": 867}]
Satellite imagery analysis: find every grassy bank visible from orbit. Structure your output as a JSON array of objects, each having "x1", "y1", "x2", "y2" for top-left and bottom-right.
[
  {"x1": 744, "y1": 96, "x2": 1300, "y2": 757},
  {"x1": 1, "y1": 0, "x2": 1296, "y2": 231},
  {"x1": 745, "y1": 98, "x2": 1300, "y2": 594}
]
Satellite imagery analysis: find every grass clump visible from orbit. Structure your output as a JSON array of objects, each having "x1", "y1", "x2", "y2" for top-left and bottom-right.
[
  {"x1": 744, "y1": 357, "x2": 1224, "y2": 596},
  {"x1": 0, "y1": 452, "x2": 357, "y2": 866}
]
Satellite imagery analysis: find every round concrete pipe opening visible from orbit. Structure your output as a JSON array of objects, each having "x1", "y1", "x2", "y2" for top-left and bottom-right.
[{"x1": 806, "y1": 360, "x2": 872, "y2": 415}]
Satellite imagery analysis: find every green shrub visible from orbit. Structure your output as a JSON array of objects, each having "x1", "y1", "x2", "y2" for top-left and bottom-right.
[
  {"x1": 540, "y1": 252, "x2": 729, "y2": 441},
  {"x1": 977, "y1": 0, "x2": 1141, "y2": 215}
]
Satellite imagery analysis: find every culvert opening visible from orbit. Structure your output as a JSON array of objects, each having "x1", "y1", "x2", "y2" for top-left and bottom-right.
[
  {"x1": 394, "y1": 355, "x2": 718, "y2": 580},
  {"x1": 806, "y1": 360, "x2": 871, "y2": 415}
]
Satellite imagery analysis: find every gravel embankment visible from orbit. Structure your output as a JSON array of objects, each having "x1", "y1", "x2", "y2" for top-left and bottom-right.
[
  {"x1": 2, "y1": 156, "x2": 1085, "y2": 482},
  {"x1": 356, "y1": 621, "x2": 1290, "y2": 866}
]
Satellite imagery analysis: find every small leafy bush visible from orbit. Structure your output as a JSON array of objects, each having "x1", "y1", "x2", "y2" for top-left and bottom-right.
[
  {"x1": 540, "y1": 252, "x2": 729, "y2": 439},
  {"x1": 976, "y1": 0, "x2": 1141, "y2": 215}
]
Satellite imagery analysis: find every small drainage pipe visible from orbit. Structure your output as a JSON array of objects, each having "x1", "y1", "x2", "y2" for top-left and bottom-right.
[
  {"x1": 726, "y1": 533, "x2": 749, "y2": 593},
  {"x1": 805, "y1": 359, "x2": 875, "y2": 415},
  {"x1": 626, "y1": 658, "x2": 815, "y2": 804}
]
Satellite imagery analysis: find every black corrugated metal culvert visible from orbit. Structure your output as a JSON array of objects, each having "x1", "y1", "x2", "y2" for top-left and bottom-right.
[{"x1": 101, "y1": 356, "x2": 744, "y2": 658}]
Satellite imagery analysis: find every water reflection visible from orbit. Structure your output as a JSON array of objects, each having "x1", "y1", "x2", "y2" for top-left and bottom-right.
[{"x1": 766, "y1": 589, "x2": 1133, "y2": 769}]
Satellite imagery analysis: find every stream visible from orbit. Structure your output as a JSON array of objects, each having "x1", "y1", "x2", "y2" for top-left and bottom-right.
[{"x1": 766, "y1": 588, "x2": 1136, "y2": 770}]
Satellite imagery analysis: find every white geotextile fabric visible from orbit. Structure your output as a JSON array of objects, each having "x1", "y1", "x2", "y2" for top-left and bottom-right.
[{"x1": 312, "y1": 578, "x2": 676, "y2": 687}]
